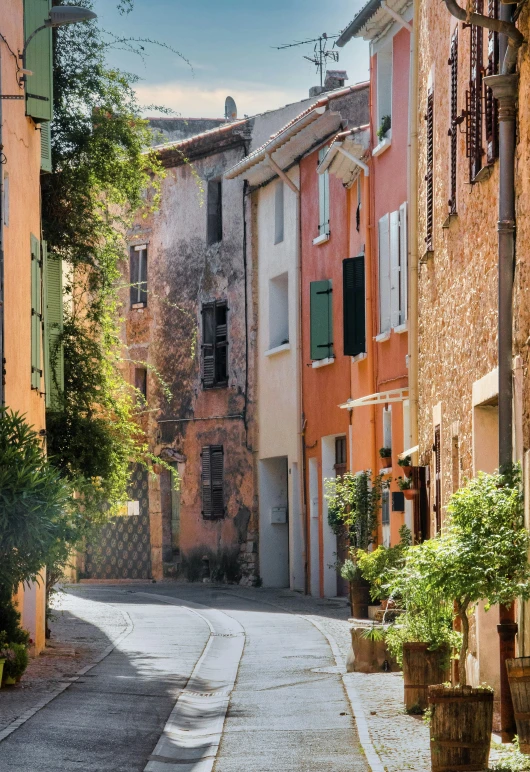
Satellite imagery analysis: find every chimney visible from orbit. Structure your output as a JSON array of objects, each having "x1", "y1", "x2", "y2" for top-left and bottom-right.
[{"x1": 309, "y1": 70, "x2": 348, "y2": 98}]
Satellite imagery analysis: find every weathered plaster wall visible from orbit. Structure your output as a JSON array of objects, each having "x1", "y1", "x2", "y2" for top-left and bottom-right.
[
  {"x1": 125, "y1": 140, "x2": 257, "y2": 582},
  {"x1": 3, "y1": 0, "x2": 47, "y2": 653}
]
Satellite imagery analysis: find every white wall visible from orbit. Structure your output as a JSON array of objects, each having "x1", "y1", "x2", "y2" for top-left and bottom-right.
[
  {"x1": 322, "y1": 436, "x2": 339, "y2": 597},
  {"x1": 309, "y1": 457, "x2": 320, "y2": 596}
]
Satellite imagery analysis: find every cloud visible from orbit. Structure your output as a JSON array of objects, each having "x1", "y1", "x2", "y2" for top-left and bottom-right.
[{"x1": 135, "y1": 81, "x2": 305, "y2": 120}]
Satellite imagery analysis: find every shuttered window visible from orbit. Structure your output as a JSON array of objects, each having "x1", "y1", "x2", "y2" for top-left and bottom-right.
[
  {"x1": 274, "y1": 180, "x2": 284, "y2": 244},
  {"x1": 201, "y1": 445, "x2": 225, "y2": 519},
  {"x1": 130, "y1": 245, "x2": 147, "y2": 307},
  {"x1": 310, "y1": 279, "x2": 333, "y2": 360},
  {"x1": 448, "y1": 30, "x2": 458, "y2": 215},
  {"x1": 40, "y1": 122, "x2": 52, "y2": 173},
  {"x1": 318, "y1": 147, "x2": 330, "y2": 237},
  {"x1": 43, "y1": 246, "x2": 64, "y2": 408},
  {"x1": 425, "y1": 90, "x2": 434, "y2": 251},
  {"x1": 399, "y1": 202, "x2": 408, "y2": 323},
  {"x1": 378, "y1": 214, "x2": 391, "y2": 333},
  {"x1": 379, "y1": 206, "x2": 407, "y2": 332},
  {"x1": 207, "y1": 180, "x2": 223, "y2": 245},
  {"x1": 24, "y1": 0, "x2": 53, "y2": 123},
  {"x1": 343, "y1": 256, "x2": 365, "y2": 357},
  {"x1": 201, "y1": 301, "x2": 228, "y2": 388},
  {"x1": 486, "y1": 0, "x2": 499, "y2": 164},
  {"x1": 31, "y1": 234, "x2": 42, "y2": 391},
  {"x1": 467, "y1": 1, "x2": 484, "y2": 181}
]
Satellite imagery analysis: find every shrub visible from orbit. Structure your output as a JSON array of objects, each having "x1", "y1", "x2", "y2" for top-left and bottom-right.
[{"x1": 356, "y1": 525, "x2": 412, "y2": 601}]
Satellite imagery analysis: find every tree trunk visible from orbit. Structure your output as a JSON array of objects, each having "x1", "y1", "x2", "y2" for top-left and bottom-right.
[{"x1": 458, "y1": 600, "x2": 469, "y2": 687}]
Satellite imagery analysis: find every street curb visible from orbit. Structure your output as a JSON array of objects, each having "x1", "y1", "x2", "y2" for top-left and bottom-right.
[{"x1": 0, "y1": 604, "x2": 134, "y2": 744}]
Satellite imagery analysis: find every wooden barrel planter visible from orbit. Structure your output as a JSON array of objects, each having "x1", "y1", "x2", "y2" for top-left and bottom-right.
[
  {"x1": 403, "y1": 642, "x2": 450, "y2": 713},
  {"x1": 350, "y1": 577, "x2": 371, "y2": 619},
  {"x1": 506, "y1": 657, "x2": 530, "y2": 753},
  {"x1": 428, "y1": 685, "x2": 493, "y2": 772}
]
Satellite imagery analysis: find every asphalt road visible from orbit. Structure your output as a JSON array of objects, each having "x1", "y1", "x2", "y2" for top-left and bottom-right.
[{"x1": 0, "y1": 584, "x2": 369, "y2": 772}]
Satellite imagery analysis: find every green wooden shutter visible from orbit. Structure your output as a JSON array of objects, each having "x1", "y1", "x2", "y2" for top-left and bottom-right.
[
  {"x1": 30, "y1": 234, "x2": 42, "y2": 390},
  {"x1": 40, "y1": 121, "x2": 52, "y2": 172},
  {"x1": 43, "y1": 244, "x2": 63, "y2": 408},
  {"x1": 343, "y1": 256, "x2": 365, "y2": 357},
  {"x1": 310, "y1": 279, "x2": 333, "y2": 360},
  {"x1": 24, "y1": 0, "x2": 53, "y2": 122}
]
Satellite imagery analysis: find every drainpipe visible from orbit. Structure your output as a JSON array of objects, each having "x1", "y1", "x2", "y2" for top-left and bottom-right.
[
  {"x1": 0, "y1": 45, "x2": 4, "y2": 407},
  {"x1": 443, "y1": 0, "x2": 522, "y2": 740},
  {"x1": 408, "y1": 0, "x2": 419, "y2": 474}
]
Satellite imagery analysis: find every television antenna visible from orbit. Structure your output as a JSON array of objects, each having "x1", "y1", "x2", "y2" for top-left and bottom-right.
[{"x1": 274, "y1": 32, "x2": 339, "y2": 88}]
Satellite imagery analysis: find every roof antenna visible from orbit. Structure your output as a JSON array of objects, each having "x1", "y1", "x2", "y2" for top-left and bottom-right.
[
  {"x1": 273, "y1": 32, "x2": 339, "y2": 88},
  {"x1": 225, "y1": 96, "x2": 237, "y2": 121}
]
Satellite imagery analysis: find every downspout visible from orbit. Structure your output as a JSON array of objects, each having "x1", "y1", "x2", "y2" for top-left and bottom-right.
[
  {"x1": 265, "y1": 154, "x2": 308, "y2": 592},
  {"x1": 408, "y1": 0, "x2": 419, "y2": 475},
  {"x1": 0, "y1": 44, "x2": 4, "y2": 407},
  {"x1": 444, "y1": 0, "x2": 522, "y2": 739}
]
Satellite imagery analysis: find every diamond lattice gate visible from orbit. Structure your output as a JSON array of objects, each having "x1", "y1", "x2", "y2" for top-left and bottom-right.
[{"x1": 84, "y1": 464, "x2": 152, "y2": 580}]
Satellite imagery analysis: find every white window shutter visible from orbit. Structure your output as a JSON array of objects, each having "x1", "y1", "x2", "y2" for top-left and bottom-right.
[
  {"x1": 318, "y1": 148, "x2": 330, "y2": 236},
  {"x1": 399, "y1": 202, "x2": 408, "y2": 323},
  {"x1": 389, "y1": 210, "x2": 400, "y2": 328},
  {"x1": 378, "y1": 214, "x2": 391, "y2": 333}
]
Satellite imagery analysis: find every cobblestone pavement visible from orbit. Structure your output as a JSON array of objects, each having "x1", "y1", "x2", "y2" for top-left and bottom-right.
[{"x1": 0, "y1": 586, "x2": 129, "y2": 734}]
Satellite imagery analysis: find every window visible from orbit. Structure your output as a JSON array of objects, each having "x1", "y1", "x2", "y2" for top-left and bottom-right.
[
  {"x1": 41, "y1": 123, "x2": 52, "y2": 173},
  {"x1": 383, "y1": 406, "x2": 392, "y2": 450},
  {"x1": 310, "y1": 279, "x2": 333, "y2": 360},
  {"x1": 467, "y1": 1, "x2": 484, "y2": 181},
  {"x1": 24, "y1": 0, "x2": 53, "y2": 123},
  {"x1": 43, "y1": 245, "x2": 64, "y2": 408},
  {"x1": 376, "y1": 41, "x2": 393, "y2": 133},
  {"x1": 318, "y1": 147, "x2": 330, "y2": 237},
  {"x1": 207, "y1": 180, "x2": 223, "y2": 245},
  {"x1": 343, "y1": 255, "x2": 365, "y2": 356},
  {"x1": 31, "y1": 234, "x2": 42, "y2": 391},
  {"x1": 135, "y1": 367, "x2": 147, "y2": 400},
  {"x1": 448, "y1": 30, "x2": 458, "y2": 215},
  {"x1": 274, "y1": 180, "x2": 284, "y2": 244},
  {"x1": 486, "y1": 0, "x2": 499, "y2": 163},
  {"x1": 334, "y1": 437, "x2": 347, "y2": 477},
  {"x1": 201, "y1": 300, "x2": 228, "y2": 388},
  {"x1": 378, "y1": 205, "x2": 407, "y2": 333},
  {"x1": 269, "y1": 273, "x2": 289, "y2": 349},
  {"x1": 201, "y1": 445, "x2": 224, "y2": 518},
  {"x1": 382, "y1": 488, "x2": 390, "y2": 526},
  {"x1": 130, "y1": 245, "x2": 148, "y2": 307},
  {"x1": 425, "y1": 90, "x2": 434, "y2": 251}
]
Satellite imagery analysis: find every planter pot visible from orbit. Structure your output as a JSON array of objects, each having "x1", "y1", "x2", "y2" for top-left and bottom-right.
[
  {"x1": 428, "y1": 685, "x2": 493, "y2": 772},
  {"x1": 3, "y1": 675, "x2": 16, "y2": 686},
  {"x1": 381, "y1": 457, "x2": 392, "y2": 468},
  {"x1": 506, "y1": 657, "x2": 530, "y2": 753},
  {"x1": 400, "y1": 465, "x2": 412, "y2": 477},
  {"x1": 402, "y1": 642, "x2": 450, "y2": 713},
  {"x1": 350, "y1": 577, "x2": 371, "y2": 619},
  {"x1": 380, "y1": 599, "x2": 396, "y2": 611},
  {"x1": 403, "y1": 488, "x2": 417, "y2": 501},
  {"x1": 347, "y1": 624, "x2": 401, "y2": 673},
  {"x1": 0, "y1": 658, "x2": 4, "y2": 688}
]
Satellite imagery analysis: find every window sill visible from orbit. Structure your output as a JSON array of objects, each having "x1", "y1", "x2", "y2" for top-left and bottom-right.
[
  {"x1": 379, "y1": 466, "x2": 392, "y2": 475},
  {"x1": 312, "y1": 356, "x2": 334, "y2": 369},
  {"x1": 442, "y1": 213, "x2": 458, "y2": 229},
  {"x1": 264, "y1": 342, "x2": 291, "y2": 357},
  {"x1": 131, "y1": 302, "x2": 146, "y2": 310},
  {"x1": 472, "y1": 165, "x2": 493, "y2": 184},
  {"x1": 312, "y1": 233, "x2": 330, "y2": 246},
  {"x1": 420, "y1": 249, "x2": 434, "y2": 264},
  {"x1": 393, "y1": 322, "x2": 408, "y2": 334},
  {"x1": 351, "y1": 352, "x2": 367, "y2": 364},
  {"x1": 372, "y1": 137, "x2": 392, "y2": 157},
  {"x1": 374, "y1": 331, "x2": 390, "y2": 343}
]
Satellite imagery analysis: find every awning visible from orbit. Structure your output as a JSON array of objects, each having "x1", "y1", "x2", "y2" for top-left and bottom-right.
[
  {"x1": 339, "y1": 387, "x2": 409, "y2": 409},
  {"x1": 398, "y1": 445, "x2": 418, "y2": 460}
]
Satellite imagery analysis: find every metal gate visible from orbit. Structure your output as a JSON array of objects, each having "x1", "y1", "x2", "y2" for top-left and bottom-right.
[{"x1": 84, "y1": 464, "x2": 152, "y2": 580}]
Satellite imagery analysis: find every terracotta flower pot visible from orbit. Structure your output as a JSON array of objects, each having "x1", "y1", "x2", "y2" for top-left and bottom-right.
[
  {"x1": 381, "y1": 456, "x2": 392, "y2": 468},
  {"x1": 403, "y1": 488, "x2": 417, "y2": 500},
  {"x1": 400, "y1": 465, "x2": 412, "y2": 477}
]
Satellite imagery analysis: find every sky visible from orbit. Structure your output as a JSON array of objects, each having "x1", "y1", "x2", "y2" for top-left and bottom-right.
[{"x1": 92, "y1": 0, "x2": 370, "y2": 119}]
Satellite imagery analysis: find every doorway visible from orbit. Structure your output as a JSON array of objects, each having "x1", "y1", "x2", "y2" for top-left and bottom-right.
[{"x1": 259, "y1": 456, "x2": 290, "y2": 587}]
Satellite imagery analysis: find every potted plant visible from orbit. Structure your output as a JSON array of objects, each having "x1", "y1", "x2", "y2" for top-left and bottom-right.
[
  {"x1": 398, "y1": 455, "x2": 412, "y2": 477},
  {"x1": 395, "y1": 466, "x2": 530, "y2": 770},
  {"x1": 325, "y1": 470, "x2": 384, "y2": 618},
  {"x1": 379, "y1": 447, "x2": 392, "y2": 468},
  {"x1": 356, "y1": 524, "x2": 412, "y2": 608},
  {"x1": 397, "y1": 476, "x2": 416, "y2": 500},
  {"x1": 377, "y1": 115, "x2": 391, "y2": 142},
  {"x1": 1, "y1": 642, "x2": 29, "y2": 686}
]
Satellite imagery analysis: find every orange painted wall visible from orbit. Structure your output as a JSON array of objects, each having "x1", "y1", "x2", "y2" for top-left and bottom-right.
[{"x1": 2, "y1": 1, "x2": 47, "y2": 652}]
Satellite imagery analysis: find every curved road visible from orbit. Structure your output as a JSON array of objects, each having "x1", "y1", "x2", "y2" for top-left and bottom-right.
[{"x1": 0, "y1": 585, "x2": 369, "y2": 772}]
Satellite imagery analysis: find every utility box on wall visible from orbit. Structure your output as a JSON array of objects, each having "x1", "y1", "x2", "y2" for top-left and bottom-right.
[
  {"x1": 392, "y1": 492, "x2": 405, "y2": 512},
  {"x1": 270, "y1": 506, "x2": 287, "y2": 524}
]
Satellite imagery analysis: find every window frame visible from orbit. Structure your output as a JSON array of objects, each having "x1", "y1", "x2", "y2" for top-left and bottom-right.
[
  {"x1": 201, "y1": 444, "x2": 225, "y2": 519},
  {"x1": 207, "y1": 179, "x2": 223, "y2": 245},
  {"x1": 201, "y1": 300, "x2": 228, "y2": 389},
  {"x1": 317, "y1": 147, "x2": 330, "y2": 238},
  {"x1": 130, "y1": 244, "x2": 148, "y2": 308}
]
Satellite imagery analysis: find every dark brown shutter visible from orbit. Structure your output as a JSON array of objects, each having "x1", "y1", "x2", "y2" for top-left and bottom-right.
[
  {"x1": 130, "y1": 248, "x2": 139, "y2": 306},
  {"x1": 467, "y1": 1, "x2": 484, "y2": 181},
  {"x1": 201, "y1": 304, "x2": 215, "y2": 388},
  {"x1": 201, "y1": 445, "x2": 224, "y2": 519},
  {"x1": 207, "y1": 180, "x2": 222, "y2": 245},
  {"x1": 343, "y1": 256, "x2": 365, "y2": 357},
  {"x1": 448, "y1": 31, "x2": 458, "y2": 215},
  {"x1": 214, "y1": 303, "x2": 228, "y2": 385},
  {"x1": 425, "y1": 91, "x2": 434, "y2": 251},
  {"x1": 434, "y1": 425, "x2": 442, "y2": 533},
  {"x1": 486, "y1": 0, "x2": 499, "y2": 163}
]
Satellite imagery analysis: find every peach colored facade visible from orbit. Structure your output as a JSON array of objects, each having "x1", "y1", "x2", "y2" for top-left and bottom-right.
[{"x1": 2, "y1": 0, "x2": 48, "y2": 653}]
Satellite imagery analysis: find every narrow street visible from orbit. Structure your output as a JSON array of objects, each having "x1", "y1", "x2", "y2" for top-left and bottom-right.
[{"x1": 0, "y1": 585, "x2": 370, "y2": 772}]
